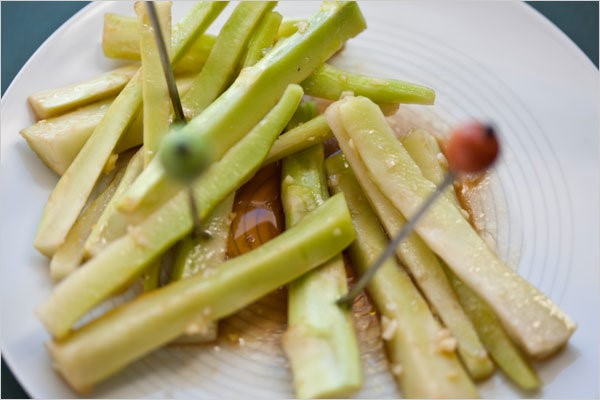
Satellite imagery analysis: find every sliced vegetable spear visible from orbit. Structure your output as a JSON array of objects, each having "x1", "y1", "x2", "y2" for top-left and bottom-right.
[
  {"x1": 281, "y1": 104, "x2": 362, "y2": 398},
  {"x1": 47, "y1": 193, "x2": 355, "y2": 393},
  {"x1": 103, "y1": 12, "x2": 216, "y2": 74},
  {"x1": 326, "y1": 95, "x2": 575, "y2": 358},
  {"x1": 33, "y1": 2, "x2": 228, "y2": 257},
  {"x1": 405, "y1": 127, "x2": 541, "y2": 390},
  {"x1": 325, "y1": 153, "x2": 478, "y2": 398},
  {"x1": 37, "y1": 84, "x2": 304, "y2": 340}
]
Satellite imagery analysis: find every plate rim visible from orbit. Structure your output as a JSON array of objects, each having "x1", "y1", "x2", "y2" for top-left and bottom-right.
[{"x1": 1, "y1": 1, "x2": 598, "y2": 398}]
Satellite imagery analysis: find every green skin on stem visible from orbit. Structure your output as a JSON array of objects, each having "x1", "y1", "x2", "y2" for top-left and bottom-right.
[
  {"x1": 158, "y1": 1, "x2": 366, "y2": 183},
  {"x1": 325, "y1": 153, "x2": 478, "y2": 399},
  {"x1": 242, "y1": 11, "x2": 283, "y2": 68},
  {"x1": 280, "y1": 114, "x2": 362, "y2": 397},
  {"x1": 180, "y1": 1, "x2": 277, "y2": 120},
  {"x1": 36, "y1": 84, "x2": 304, "y2": 340},
  {"x1": 326, "y1": 109, "x2": 494, "y2": 379},
  {"x1": 325, "y1": 95, "x2": 575, "y2": 358},
  {"x1": 102, "y1": 13, "x2": 217, "y2": 74},
  {"x1": 402, "y1": 128, "x2": 540, "y2": 390},
  {"x1": 47, "y1": 193, "x2": 356, "y2": 393},
  {"x1": 32, "y1": 2, "x2": 228, "y2": 257}
]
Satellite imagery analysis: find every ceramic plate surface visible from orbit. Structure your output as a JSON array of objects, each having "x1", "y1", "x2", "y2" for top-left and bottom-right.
[{"x1": 1, "y1": 1, "x2": 598, "y2": 398}]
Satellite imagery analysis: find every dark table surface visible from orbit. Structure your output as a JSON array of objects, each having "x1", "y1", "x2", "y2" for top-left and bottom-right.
[{"x1": 1, "y1": 1, "x2": 598, "y2": 398}]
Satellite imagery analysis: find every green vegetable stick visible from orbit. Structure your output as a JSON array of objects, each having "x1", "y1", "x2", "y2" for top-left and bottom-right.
[
  {"x1": 33, "y1": 2, "x2": 227, "y2": 257},
  {"x1": 118, "y1": 114, "x2": 332, "y2": 220},
  {"x1": 242, "y1": 11, "x2": 282, "y2": 68},
  {"x1": 103, "y1": 12, "x2": 216, "y2": 74},
  {"x1": 27, "y1": 64, "x2": 139, "y2": 120},
  {"x1": 36, "y1": 84, "x2": 303, "y2": 340},
  {"x1": 285, "y1": 100, "x2": 318, "y2": 131},
  {"x1": 407, "y1": 128, "x2": 541, "y2": 390},
  {"x1": 447, "y1": 268, "x2": 541, "y2": 390},
  {"x1": 326, "y1": 96, "x2": 576, "y2": 358},
  {"x1": 136, "y1": 1, "x2": 172, "y2": 166},
  {"x1": 325, "y1": 153, "x2": 478, "y2": 398},
  {"x1": 118, "y1": 1, "x2": 366, "y2": 217},
  {"x1": 328, "y1": 127, "x2": 494, "y2": 377},
  {"x1": 83, "y1": 149, "x2": 144, "y2": 258},
  {"x1": 181, "y1": 2, "x2": 276, "y2": 119},
  {"x1": 101, "y1": 11, "x2": 415, "y2": 108},
  {"x1": 46, "y1": 192, "x2": 355, "y2": 393},
  {"x1": 49, "y1": 159, "x2": 128, "y2": 281},
  {"x1": 135, "y1": 2, "x2": 173, "y2": 292},
  {"x1": 264, "y1": 114, "x2": 333, "y2": 165},
  {"x1": 170, "y1": 193, "x2": 235, "y2": 343},
  {"x1": 20, "y1": 75, "x2": 195, "y2": 177},
  {"x1": 401, "y1": 129, "x2": 461, "y2": 208},
  {"x1": 102, "y1": 13, "x2": 141, "y2": 60},
  {"x1": 281, "y1": 145, "x2": 362, "y2": 399},
  {"x1": 302, "y1": 63, "x2": 435, "y2": 105},
  {"x1": 276, "y1": 18, "x2": 307, "y2": 39}
]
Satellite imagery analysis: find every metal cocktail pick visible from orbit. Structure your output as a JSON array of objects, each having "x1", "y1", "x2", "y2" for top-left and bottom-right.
[
  {"x1": 146, "y1": 1, "x2": 208, "y2": 239},
  {"x1": 337, "y1": 122, "x2": 500, "y2": 306}
]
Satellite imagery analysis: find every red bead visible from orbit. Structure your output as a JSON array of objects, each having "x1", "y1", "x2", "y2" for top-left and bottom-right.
[{"x1": 445, "y1": 121, "x2": 499, "y2": 174}]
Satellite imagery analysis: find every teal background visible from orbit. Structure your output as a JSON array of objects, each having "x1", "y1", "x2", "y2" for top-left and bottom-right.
[{"x1": 1, "y1": 1, "x2": 598, "y2": 398}]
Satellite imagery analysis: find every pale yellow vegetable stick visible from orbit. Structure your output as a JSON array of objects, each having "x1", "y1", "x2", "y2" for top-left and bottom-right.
[
  {"x1": 326, "y1": 96, "x2": 576, "y2": 358},
  {"x1": 50, "y1": 161, "x2": 127, "y2": 281}
]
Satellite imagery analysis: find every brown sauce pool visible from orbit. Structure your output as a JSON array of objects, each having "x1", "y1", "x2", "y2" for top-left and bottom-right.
[
  {"x1": 217, "y1": 160, "x2": 385, "y2": 368},
  {"x1": 209, "y1": 125, "x2": 485, "y2": 381}
]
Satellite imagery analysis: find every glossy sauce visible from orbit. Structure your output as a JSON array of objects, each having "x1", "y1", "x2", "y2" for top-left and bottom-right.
[{"x1": 218, "y1": 162, "x2": 385, "y2": 366}]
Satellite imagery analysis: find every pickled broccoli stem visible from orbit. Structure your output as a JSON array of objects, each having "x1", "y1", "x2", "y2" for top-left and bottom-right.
[
  {"x1": 47, "y1": 193, "x2": 355, "y2": 393},
  {"x1": 242, "y1": 11, "x2": 282, "y2": 68},
  {"x1": 328, "y1": 125, "x2": 494, "y2": 378},
  {"x1": 103, "y1": 12, "x2": 216, "y2": 74},
  {"x1": 169, "y1": 194, "x2": 235, "y2": 343},
  {"x1": 117, "y1": 2, "x2": 366, "y2": 222},
  {"x1": 325, "y1": 153, "x2": 478, "y2": 398},
  {"x1": 36, "y1": 84, "x2": 303, "y2": 340},
  {"x1": 325, "y1": 95, "x2": 575, "y2": 358},
  {"x1": 49, "y1": 156, "x2": 129, "y2": 281},
  {"x1": 281, "y1": 108, "x2": 362, "y2": 397},
  {"x1": 405, "y1": 128, "x2": 541, "y2": 390},
  {"x1": 33, "y1": 2, "x2": 227, "y2": 257}
]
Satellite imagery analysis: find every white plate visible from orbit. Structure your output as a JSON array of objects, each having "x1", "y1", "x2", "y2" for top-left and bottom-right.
[{"x1": 1, "y1": 1, "x2": 598, "y2": 398}]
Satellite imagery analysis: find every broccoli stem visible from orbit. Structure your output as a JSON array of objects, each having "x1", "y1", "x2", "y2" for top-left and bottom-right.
[
  {"x1": 49, "y1": 156, "x2": 129, "y2": 281},
  {"x1": 325, "y1": 153, "x2": 478, "y2": 398},
  {"x1": 102, "y1": 12, "x2": 216, "y2": 74},
  {"x1": 27, "y1": 65, "x2": 139, "y2": 120},
  {"x1": 302, "y1": 63, "x2": 435, "y2": 105},
  {"x1": 325, "y1": 95, "x2": 575, "y2": 358},
  {"x1": 33, "y1": 2, "x2": 227, "y2": 257},
  {"x1": 170, "y1": 193, "x2": 235, "y2": 343},
  {"x1": 181, "y1": 2, "x2": 277, "y2": 119},
  {"x1": 118, "y1": 2, "x2": 366, "y2": 219},
  {"x1": 406, "y1": 128, "x2": 541, "y2": 390},
  {"x1": 20, "y1": 75, "x2": 195, "y2": 176},
  {"x1": 400, "y1": 129, "x2": 461, "y2": 208},
  {"x1": 264, "y1": 114, "x2": 332, "y2": 165},
  {"x1": 36, "y1": 84, "x2": 303, "y2": 340},
  {"x1": 83, "y1": 150, "x2": 144, "y2": 258},
  {"x1": 135, "y1": 1, "x2": 172, "y2": 166},
  {"x1": 242, "y1": 11, "x2": 282, "y2": 68},
  {"x1": 328, "y1": 118, "x2": 494, "y2": 378},
  {"x1": 280, "y1": 109, "x2": 362, "y2": 398},
  {"x1": 46, "y1": 192, "x2": 355, "y2": 393},
  {"x1": 447, "y1": 267, "x2": 541, "y2": 390}
]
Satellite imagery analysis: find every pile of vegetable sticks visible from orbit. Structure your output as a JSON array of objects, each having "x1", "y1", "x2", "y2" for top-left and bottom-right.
[{"x1": 21, "y1": 1, "x2": 575, "y2": 397}]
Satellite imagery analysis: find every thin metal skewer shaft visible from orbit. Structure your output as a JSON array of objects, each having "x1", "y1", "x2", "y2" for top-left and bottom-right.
[
  {"x1": 337, "y1": 172, "x2": 456, "y2": 306},
  {"x1": 146, "y1": 2, "x2": 208, "y2": 238},
  {"x1": 146, "y1": 2, "x2": 186, "y2": 124}
]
